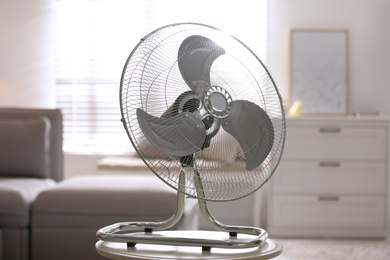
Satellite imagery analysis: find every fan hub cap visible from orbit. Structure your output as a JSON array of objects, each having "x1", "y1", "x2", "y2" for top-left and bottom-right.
[{"x1": 203, "y1": 86, "x2": 232, "y2": 118}]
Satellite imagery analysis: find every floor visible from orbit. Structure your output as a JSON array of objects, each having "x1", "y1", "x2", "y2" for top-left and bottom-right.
[{"x1": 273, "y1": 237, "x2": 390, "y2": 260}]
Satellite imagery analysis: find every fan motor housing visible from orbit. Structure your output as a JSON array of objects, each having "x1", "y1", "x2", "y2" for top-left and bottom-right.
[{"x1": 203, "y1": 85, "x2": 232, "y2": 118}]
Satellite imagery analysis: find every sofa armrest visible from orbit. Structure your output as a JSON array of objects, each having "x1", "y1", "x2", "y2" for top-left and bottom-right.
[{"x1": 0, "y1": 108, "x2": 63, "y2": 181}]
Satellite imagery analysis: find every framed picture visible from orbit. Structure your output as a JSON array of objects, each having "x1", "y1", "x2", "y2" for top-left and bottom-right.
[{"x1": 289, "y1": 29, "x2": 349, "y2": 115}]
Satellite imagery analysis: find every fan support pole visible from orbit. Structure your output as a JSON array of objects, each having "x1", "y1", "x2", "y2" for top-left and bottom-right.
[
  {"x1": 96, "y1": 172, "x2": 187, "y2": 243},
  {"x1": 96, "y1": 169, "x2": 268, "y2": 250},
  {"x1": 193, "y1": 169, "x2": 268, "y2": 249}
]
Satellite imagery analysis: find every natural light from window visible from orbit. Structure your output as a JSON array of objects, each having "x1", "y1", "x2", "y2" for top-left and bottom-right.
[{"x1": 55, "y1": 0, "x2": 268, "y2": 155}]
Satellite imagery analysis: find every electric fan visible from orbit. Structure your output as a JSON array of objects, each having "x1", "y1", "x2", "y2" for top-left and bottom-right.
[{"x1": 97, "y1": 23, "x2": 285, "y2": 250}]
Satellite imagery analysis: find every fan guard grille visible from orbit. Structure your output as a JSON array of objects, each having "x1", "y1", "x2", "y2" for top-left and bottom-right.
[{"x1": 120, "y1": 23, "x2": 285, "y2": 201}]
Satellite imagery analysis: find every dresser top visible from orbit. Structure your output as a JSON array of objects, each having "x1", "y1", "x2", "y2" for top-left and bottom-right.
[{"x1": 286, "y1": 115, "x2": 390, "y2": 123}]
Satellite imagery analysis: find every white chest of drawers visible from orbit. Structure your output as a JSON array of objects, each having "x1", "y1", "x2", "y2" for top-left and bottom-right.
[{"x1": 267, "y1": 117, "x2": 389, "y2": 238}]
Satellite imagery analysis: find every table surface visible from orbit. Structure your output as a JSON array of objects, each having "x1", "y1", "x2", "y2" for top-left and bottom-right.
[{"x1": 96, "y1": 230, "x2": 282, "y2": 260}]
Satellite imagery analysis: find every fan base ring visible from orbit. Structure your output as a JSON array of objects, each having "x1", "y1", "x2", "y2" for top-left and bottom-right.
[{"x1": 96, "y1": 233, "x2": 282, "y2": 259}]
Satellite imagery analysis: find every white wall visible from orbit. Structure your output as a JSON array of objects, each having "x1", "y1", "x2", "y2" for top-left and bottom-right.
[
  {"x1": 64, "y1": 154, "x2": 106, "y2": 179},
  {"x1": 0, "y1": 0, "x2": 55, "y2": 108},
  {"x1": 269, "y1": 0, "x2": 390, "y2": 115}
]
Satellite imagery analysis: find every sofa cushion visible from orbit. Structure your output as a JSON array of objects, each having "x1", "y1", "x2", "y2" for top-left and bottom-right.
[
  {"x1": 32, "y1": 175, "x2": 178, "y2": 228},
  {"x1": 0, "y1": 178, "x2": 56, "y2": 228},
  {"x1": 0, "y1": 117, "x2": 50, "y2": 178},
  {"x1": 31, "y1": 175, "x2": 199, "y2": 260}
]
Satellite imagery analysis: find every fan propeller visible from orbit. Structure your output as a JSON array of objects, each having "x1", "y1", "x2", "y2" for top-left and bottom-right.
[
  {"x1": 178, "y1": 35, "x2": 225, "y2": 90},
  {"x1": 137, "y1": 35, "x2": 274, "y2": 171}
]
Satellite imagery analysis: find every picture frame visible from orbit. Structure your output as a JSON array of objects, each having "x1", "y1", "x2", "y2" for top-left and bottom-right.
[{"x1": 289, "y1": 29, "x2": 349, "y2": 115}]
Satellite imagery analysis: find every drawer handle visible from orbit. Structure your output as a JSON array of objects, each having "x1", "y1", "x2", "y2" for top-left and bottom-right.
[
  {"x1": 319, "y1": 127, "x2": 341, "y2": 133},
  {"x1": 318, "y1": 161, "x2": 341, "y2": 167},
  {"x1": 318, "y1": 195, "x2": 340, "y2": 201}
]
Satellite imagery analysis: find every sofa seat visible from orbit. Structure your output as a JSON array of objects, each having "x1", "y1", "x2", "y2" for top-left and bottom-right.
[
  {"x1": 0, "y1": 177, "x2": 56, "y2": 260},
  {"x1": 0, "y1": 177, "x2": 56, "y2": 228},
  {"x1": 31, "y1": 175, "x2": 199, "y2": 260}
]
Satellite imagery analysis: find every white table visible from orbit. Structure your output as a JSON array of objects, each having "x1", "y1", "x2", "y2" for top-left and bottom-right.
[{"x1": 96, "y1": 231, "x2": 282, "y2": 260}]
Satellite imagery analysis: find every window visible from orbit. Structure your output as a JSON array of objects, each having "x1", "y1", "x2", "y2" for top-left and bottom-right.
[{"x1": 55, "y1": 0, "x2": 268, "y2": 154}]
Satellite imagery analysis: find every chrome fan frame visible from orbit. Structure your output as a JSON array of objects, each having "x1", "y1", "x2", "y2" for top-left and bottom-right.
[{"x1": 97, "y1": 22, "x2": 285, "y2": 251}]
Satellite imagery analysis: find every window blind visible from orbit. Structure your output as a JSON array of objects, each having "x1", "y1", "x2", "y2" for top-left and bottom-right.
[{"x1": 55, "y1": 0, "x2": 268, "y2": 154}]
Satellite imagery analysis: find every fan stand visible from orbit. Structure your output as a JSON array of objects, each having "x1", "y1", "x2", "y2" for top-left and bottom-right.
[{"x1": 96, "y1": 169, "x2": 268, "y2": 251}]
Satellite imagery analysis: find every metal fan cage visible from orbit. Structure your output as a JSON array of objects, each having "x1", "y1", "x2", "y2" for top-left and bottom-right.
[{"x1": 120, "y1": 23, "x2": 285, "y2": 201}]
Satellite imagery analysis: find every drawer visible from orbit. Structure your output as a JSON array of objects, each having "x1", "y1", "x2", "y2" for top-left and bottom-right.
[
  {"x1": 270, "y1": 195, "x2": 386, "y2": 229},
  {"x1": 283, "y1": 127, "x2": 387, "y2": 160},
  {"x1": 273, "y1": 161, "x2": 386, "y2": 194}
]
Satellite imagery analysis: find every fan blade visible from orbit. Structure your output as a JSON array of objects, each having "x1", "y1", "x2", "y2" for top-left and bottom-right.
[
  {"x1": 137, "y1": 108, "x2": 206, "y2": 157},
  {"x1": 178, "y1": 35, "x2": 225, "y2": 89},
  {"x1": 220, "y1": 100, "x2": 274, "y2": 171}
]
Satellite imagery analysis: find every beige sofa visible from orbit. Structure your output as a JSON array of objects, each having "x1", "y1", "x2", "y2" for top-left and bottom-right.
[
  {"x1": 0, "y1": 108, "x2": 198, "y2": 260},
  {"x1": 0, "y1": 108, "x2": 62, "y2": 260}
]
